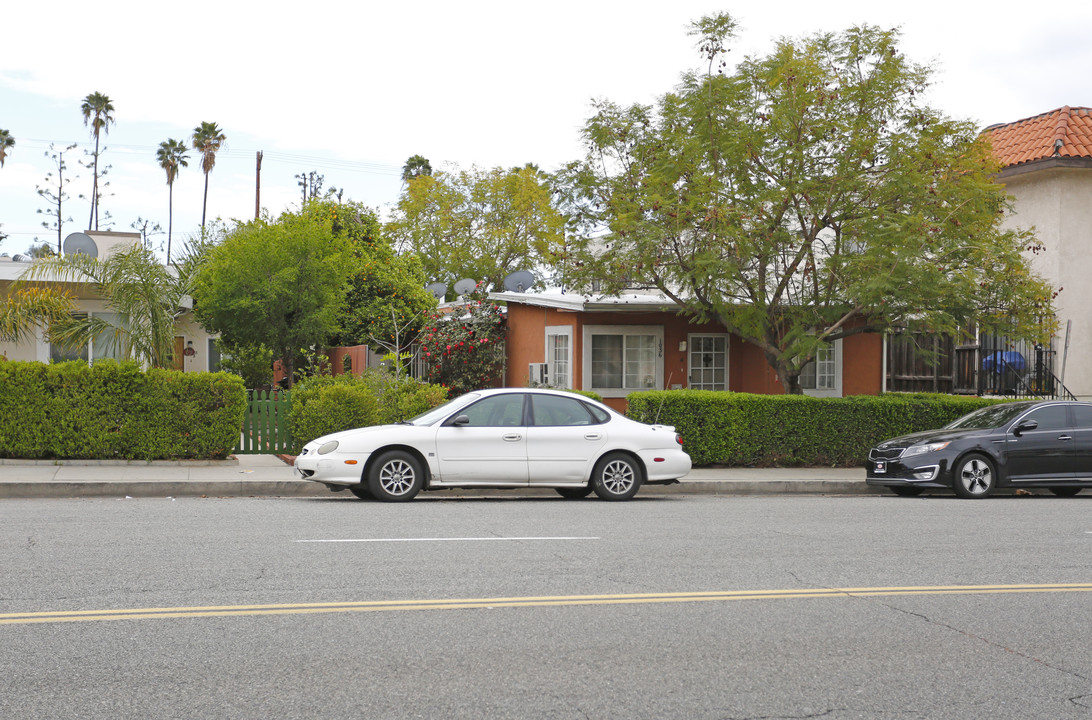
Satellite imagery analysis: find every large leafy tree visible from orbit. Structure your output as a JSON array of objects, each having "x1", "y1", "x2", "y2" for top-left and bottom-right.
[
  {"x1": 386, "y1": 164, "x2": 565, "y2": 292},
  {"x1": 319, "y1": 200, "x2": 436, "y2": 362},
  {"x1": 156, "y1": 139, "x2": 189, "y2": 264},
  {"x1": 80, "y1": 91, "x2": 115, "y2": 230},
  {"x1": 556, "y1": 15, "x2": 1056, "y2": 394},
  {"x1": 13, "y1": 242, "x2": 200, "y2": 368},
  {"x1": 192, "y1": 206, "x2": 356, "y2": 385},
  {"x1": 191, "y1": 121, "x2": 226, "y2": 229},
  {"x1": 0, "y1": 128, "x2": 13, "y2": 168}
]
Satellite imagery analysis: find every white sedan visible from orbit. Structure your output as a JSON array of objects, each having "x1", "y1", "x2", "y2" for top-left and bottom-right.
[{"x1": 294, "y1": 387, "x2": 691, "y2": 502}]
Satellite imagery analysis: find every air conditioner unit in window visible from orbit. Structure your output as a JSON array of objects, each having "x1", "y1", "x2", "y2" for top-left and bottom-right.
[{"x1": 529, "y1": 362, "x2": 549, "y2": 385}]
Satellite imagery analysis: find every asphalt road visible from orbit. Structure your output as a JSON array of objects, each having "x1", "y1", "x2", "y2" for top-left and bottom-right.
[{"x1": 2, "y1": 493, "x2": 1091, "y2": 719}]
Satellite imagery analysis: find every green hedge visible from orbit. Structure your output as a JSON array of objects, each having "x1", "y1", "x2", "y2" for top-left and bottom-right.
[
  {"x1": 626, "y1": 390, "x2": 1010, "y2": 467},
  {"x1": 0, "y1": 360, "x2": 246, "y2": 460},
  {"x1": 288, "y1": 371, "x2": 448, "y2": 451}
]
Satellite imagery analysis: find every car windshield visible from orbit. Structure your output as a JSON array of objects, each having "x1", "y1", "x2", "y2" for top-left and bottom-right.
[
  {"x1": 406, "y1": 393, "x2": 481, "y2": 426},
  {"x1": 945, "y1": 402, "x2": 1036, "y2": 430}
]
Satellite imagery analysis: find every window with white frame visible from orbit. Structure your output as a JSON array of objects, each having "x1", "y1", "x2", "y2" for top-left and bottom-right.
[
  {"x1": 50, "y1": 312, "x2": 127, "y2": 364},
  {"x1": 688, "y1": 334, "x2": 728, "y2": 390},
  {"x1": 544, "y1": 326, "x2": 573, "y2": 388},
  {"x1": 799, "y1": 339, "x2": 842, "y2": 397},
  {"x1": 583, "y1": 325, "x2": 663, "y2": 397}
]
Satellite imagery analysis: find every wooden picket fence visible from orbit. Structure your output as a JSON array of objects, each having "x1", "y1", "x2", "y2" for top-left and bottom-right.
[{"x1": 235, "y1": 389, "x2": 293, "y2": 454}]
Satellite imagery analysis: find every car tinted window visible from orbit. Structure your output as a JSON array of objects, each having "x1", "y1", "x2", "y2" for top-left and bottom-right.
[
  {"x1": 1018, "y1": 405, "x2": 1069, "y2": 431},
  {"x1": 531, "y1": 394, "x2": 596, "y2": 426},
  {"x1": 946, "y1": 402, "x2": 1035, "y2": 430},
  {"x1": 1073, "y1": 405, "x2": 1092, "y2": 429},
  {"x1": 458, "y1": 394, "x2": 526, "y2": 427}
]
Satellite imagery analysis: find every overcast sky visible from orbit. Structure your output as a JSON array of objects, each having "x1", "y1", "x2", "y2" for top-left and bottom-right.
[{"x1": 2, "y1": 1, "x2": 1089, "y2": 258}]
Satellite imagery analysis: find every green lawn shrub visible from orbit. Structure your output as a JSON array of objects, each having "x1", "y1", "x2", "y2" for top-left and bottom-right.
[
  {"x1": 0, "y1": 360, "x2": 246, "y2": 460},
  {"x1": 626, "y1": 390, "x2": 1010, "y2": 467},
  {"x1": 288, "y1": 371, "x2": 448, "y2": 451}
]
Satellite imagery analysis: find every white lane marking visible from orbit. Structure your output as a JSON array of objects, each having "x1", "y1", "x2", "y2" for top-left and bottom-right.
[{"x1": 297, "y1": 536, "x2": 600, "y2": 543}]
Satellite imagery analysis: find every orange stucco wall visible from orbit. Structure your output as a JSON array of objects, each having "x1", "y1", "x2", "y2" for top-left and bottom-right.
[{"x1": 505, "y1": 301, "x2": 885, "y2": 412}]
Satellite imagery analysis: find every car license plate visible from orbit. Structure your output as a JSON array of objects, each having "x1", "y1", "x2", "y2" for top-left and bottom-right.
[{"x1": 874, "y1": 461, "x2": 887, "y2": 474}]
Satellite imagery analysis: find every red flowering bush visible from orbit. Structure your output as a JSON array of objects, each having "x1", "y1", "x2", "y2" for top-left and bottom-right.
[{"x1": 418, "y1": 291, "x2": 506, "y2": 395}]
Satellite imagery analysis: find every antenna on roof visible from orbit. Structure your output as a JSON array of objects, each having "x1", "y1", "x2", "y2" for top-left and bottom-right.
[
  {"x1": 503, "y1": 270, "x2": 535, "y2": 293},
  {"x1": 425, "y1": 282, "x2": 448, "y2": 301},
  {"x1": 453, "y1": 278, "x2": 477, "y2": 296}
]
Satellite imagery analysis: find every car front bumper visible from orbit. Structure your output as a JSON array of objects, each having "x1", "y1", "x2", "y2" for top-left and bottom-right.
[
  {"x1": 294, "y1": 448, "x2": 372, "y2": 486},
  {"x1": 865, "y1": 457, "x2": 950, "y2": 489}
]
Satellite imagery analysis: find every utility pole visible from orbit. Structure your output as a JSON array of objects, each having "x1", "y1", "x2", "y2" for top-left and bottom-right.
[{"x1": 255, "y1": 150, "x2": 263, "y2": 219}]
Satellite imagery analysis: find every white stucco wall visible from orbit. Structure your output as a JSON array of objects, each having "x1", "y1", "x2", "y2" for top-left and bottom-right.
[{"x1": 1000, "y1": 167, "x2": 1092, "y2": 398}]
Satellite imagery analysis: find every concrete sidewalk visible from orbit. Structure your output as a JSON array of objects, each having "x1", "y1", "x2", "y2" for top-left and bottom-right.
[{"x1": 0, "y1": 455, "x2": 875, "y2": 499}]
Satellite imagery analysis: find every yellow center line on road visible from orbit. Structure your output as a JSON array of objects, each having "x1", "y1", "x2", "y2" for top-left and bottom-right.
[{"x1": 3, "y1": 583, "x2": 1091, "y2": 626}]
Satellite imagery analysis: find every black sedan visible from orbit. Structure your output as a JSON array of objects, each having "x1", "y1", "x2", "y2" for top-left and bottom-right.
[{"x1": 866, "y1": 400, "x2": 1092, "y2": 498}]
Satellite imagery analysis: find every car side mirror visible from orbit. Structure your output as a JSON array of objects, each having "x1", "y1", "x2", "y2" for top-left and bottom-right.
[
  {"x1": 1013, "y1": 420, "x2": 1038, "y2": 437},
  {"x1": 452, "y1": 415, "x2": 470, "y2": 426}
]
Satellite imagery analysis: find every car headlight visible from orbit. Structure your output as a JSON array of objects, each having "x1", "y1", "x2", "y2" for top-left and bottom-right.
[
  {"x1": 903, "y1": 441, "x2": 950, "y2": 458},
  {"x1": 318, "y1": 440, "x2": 340, "y2": 455}
]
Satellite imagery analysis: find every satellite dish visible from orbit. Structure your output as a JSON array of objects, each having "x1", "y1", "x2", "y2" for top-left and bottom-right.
[
  {"x1": 425, "y1": 282, "x2": 448, "y2": 301},
  {"x1": 453, "y1": 278, "x2": 477, "y2": 296},
  {"x1": 63, "y1": 232, "x2": 99, "y2": 258},
  {"x1": 503, "y1": 270, "x2": 535, "y2": 293}
]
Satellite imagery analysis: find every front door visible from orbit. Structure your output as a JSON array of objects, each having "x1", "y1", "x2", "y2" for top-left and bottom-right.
[
  {"x1": 1003, "y1": 404, "x2": 1074, "y2": 482},
  {"x1": 434, "y1": 393, "x2": 529, "y2": 485},
  {"x1": 172, "y1": 336, "x2": 185, "y2": 371}
]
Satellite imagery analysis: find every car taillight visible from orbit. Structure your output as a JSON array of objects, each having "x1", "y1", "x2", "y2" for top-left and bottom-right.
[{"x1": 675, "y1": 433, "x2": 683, "y2": 446}]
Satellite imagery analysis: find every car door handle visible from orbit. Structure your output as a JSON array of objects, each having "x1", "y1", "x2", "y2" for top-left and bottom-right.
[
  {"x1": 502, "y1": 433, "x2": 522, "y2": 442},
  {"x1": 1058, "y1": 435, "x2": 1073, "y2": 441},
  {"x1": 584, "y1": 433, "x2": 603, "y2": 440}
]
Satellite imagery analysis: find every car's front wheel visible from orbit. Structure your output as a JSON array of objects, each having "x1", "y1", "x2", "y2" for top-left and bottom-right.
[
  {"x1": 952, "y1": 454, "x2": 996, "y2": 499},
  {"x1": 592, "y1": 453, "x2": 642, "y2": 501},
  {"x1": 556, "y1": 485, "x2": 593, "y2": 499},
  {"x1": 1048, "y1": 487, "x2": 1082, "y2": 497},
  {"x1": 367, "y1": 450, "x2": 424, "y2": 502}
]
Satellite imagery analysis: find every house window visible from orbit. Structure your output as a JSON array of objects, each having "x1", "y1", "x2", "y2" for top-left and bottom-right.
[
  {"x1": 545, "y1": 326, "x2": 573, "y2": 388},
  {"x1": 688, "y1": 334, "x2": 728, "y2": 390},
  {"x1": 50, "y1": 312, "x2": 126, "y2": 364},
  {"x1": 208, "y1": 338, "x2": 222, "y2": 372},
  {"x1": 583, "y1": 325, "x2": 664, "y2": 397},
  {"x1": 799, "y1": 340, "x2": 842, "y2": 397}
]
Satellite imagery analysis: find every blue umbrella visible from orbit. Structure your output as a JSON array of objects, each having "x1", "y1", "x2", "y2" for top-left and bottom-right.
[{"x1": 982, "y1": 350, "x2": 1026, "y2": 373}]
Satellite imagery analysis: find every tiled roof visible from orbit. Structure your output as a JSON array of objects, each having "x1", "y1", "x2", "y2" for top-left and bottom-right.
[{"x1": 983, "y1": 106, "x2": 1092, "y2": 168}]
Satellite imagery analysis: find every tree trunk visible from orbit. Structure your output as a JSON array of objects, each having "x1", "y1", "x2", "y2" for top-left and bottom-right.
[
  {"x1": 201, "y1": 172, "x2": 210, "y2": 228},
  {"x1": 167, "y1": 183, "x2": 174, "y2": 265}
]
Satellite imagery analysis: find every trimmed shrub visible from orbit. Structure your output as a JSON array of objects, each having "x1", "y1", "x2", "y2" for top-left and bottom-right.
[
  {"x1": 626, "y1": 390, "x2": 1010, "y2": 467},
  {"x1": 0, "y1": 360, "x2": 245, "y2": 460},
  {"x1": 287, "y1": 371, "x2": 448, "y2": 450}
]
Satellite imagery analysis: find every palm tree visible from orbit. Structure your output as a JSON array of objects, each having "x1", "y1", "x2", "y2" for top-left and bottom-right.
[
  {"x1": 16, "y1": 242, "x2": 201, "y2": 368},
  {"x1": 0, "y1": 129, "x2": 14, "y2": 168},
  {"x1": 191, "y1": 121, "x2": 226, "y2": 229},
  {"x1": 156, "y1": 139, "x2": 189, "y2": 264},
  {"x1": 401, "y1": 154, "x2": 432, "y2": 184},
  {"x1": 80, "y1": 92, "x2": 115, "y2": 230},
  {"x1": 0, "y1": 287, "x2": 74, "y2": 345}
]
